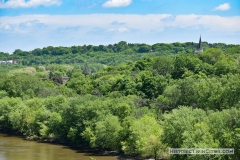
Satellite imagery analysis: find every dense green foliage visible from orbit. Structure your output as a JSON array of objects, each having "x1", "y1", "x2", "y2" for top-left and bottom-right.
[
  {"x1": 1, "y1": 41, "x2": 239, "y2": 73},
  {"x1": 1, "y1": 42, "x2": 240, "y2": 160}
]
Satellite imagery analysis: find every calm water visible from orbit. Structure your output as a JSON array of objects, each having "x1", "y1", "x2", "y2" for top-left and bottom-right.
[{"x1": 0, "y1": 134, "x2": 118, "y2": 160}]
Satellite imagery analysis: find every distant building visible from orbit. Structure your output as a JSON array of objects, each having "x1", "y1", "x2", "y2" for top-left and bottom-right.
[
  {"x1": 0, "y1": 61, "x2": 7, "y2": 64},
  {"x1": 0, "y1": 59, "x2": 18, "y2": 65},
  {"x1": 195, "y1": 35, "x2": 203, "y2": 53},
  {"x1": 62, "y1": 77, "x2": 70, "y2": 84}
]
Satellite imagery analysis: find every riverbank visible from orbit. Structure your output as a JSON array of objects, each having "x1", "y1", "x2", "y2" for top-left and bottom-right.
[
  {"x1": 0, "y1": 126, "x2": 22, "y2": 136},
  {"x1": 0, "y1": 127, "x2": 164, "y2": 160},
  {"x1": 0, "y1": 132, "x2": 117, "y2": 160}
]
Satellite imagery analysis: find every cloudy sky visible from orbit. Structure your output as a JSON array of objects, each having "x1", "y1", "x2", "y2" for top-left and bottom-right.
[{"x1": 0, "y1": 0, "x2": 240, "y2": 53}]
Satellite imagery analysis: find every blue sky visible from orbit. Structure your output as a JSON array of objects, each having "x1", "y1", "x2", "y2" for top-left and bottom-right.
[{"x1": 0, "y1": 0, "x2": 240, "y2": 53}]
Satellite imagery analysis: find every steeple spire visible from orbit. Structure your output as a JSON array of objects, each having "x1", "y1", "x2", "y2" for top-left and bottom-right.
[
  {"x1": 194, "y1": 35, "x2": 203, "y2": 53},
  {"x1": 198, "y1": 35, "x2": 203, "y2": 52}
]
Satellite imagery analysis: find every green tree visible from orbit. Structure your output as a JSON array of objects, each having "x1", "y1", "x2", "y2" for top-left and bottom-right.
[
  {"x1": 86, "y1": 114, "x2": 123, "y2": 150},
  {"x1": 121, "y1": 115, "x2": 166, "y2": 159},
  {"x1": 181, "y1": 122, "x2": 220, "y2": 160},
  {"x1": 162, "y1": 106, "x2": 207, "y2": 148},
  {"x1": 66, "y1": 72, "x2": 94, "y2": 95},
  {"x1": 208, "y1": 108, "x2": 240, "y2": 159},
  {"x1": 82, "y1": 63, "x2": 91, "y2": 75},
  {"x1": 214, "y1": 56, "x2": 237, "y2": 75},
  {"x1": 152, "y1": 56, "x2": 174, "y2": 76},
  {"x1": 199, "y1": 48, "x2": 224, "y2": 65},
  {"x1": 136, "y1": 71, "x2": 167, "y2": 98},
  {"x1": 1, "y1": 74, "x2": 43, "y2": 98},
  {"x1": 112, "y1": 103, "x2": 131, "y2": 122},
  {"x1": 0, "y1": 97, "x2": 22, "y2": 128},
  {"x1": 172, "y1": 53, "x2": 202, "y2": 79}
]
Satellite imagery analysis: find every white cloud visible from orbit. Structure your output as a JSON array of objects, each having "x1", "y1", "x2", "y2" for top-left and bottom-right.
[
  {"x1": 108, "y1": 27, "x2": 129, "y2": 33},
  {"x1": 162, "y1": 14, "x2": 240, "y2": 32},
  {"x1": 0, "y1": 0, "x2": 62, "y2": 8},
  {"x1": 1, "y1": 14, "x2": 240, "y2": 35},
  {"x1": 0, "y1": 19, "x2": 47, "y2": 34},
  {"x1": 102, "y1": 0, "x2": 132, "y2": 8},
  {"x1": 213, "y1": 3, "x2": 230, "y2": 11},
  {"x1": 0, "y1": 14, "x2": 240, "y2": 53},
  {"x1": 3, "y1": 24, "x2": 13, "y2": 30}
]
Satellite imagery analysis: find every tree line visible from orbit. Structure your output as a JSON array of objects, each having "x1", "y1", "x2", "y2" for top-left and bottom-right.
[{"x1": 0, "y1": 41, "x2": 239, "y2": 67}]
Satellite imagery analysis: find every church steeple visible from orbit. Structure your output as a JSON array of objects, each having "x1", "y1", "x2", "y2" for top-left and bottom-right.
[
  {"x1": 198, "y1": 35, "x2": 203, "y2": 51},
  {"x1": 195, "y1": 35, "x2": 203, "y2": 53}
]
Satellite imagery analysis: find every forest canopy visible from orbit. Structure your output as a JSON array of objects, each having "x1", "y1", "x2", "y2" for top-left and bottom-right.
[{"x1": 1, "y1": 41, "x2": 240, "y2": 160}]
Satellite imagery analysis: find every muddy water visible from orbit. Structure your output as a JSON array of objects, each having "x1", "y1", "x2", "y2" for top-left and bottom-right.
[{"x1": 0, "y1": 134, "x2": 118, "y2": 160}]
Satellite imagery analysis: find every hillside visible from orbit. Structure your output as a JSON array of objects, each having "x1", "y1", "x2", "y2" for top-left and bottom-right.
[
  {"x1": 1, "y1": 42, "x2": 240, "y2": 159},
  {"x1": 1, "y1": 41, "x2": 239, "y2": 68}
]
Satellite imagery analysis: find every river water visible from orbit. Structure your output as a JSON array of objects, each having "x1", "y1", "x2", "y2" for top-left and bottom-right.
[{"x1": 0, "y1": 134, "x2": 118, "y2": 160}]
